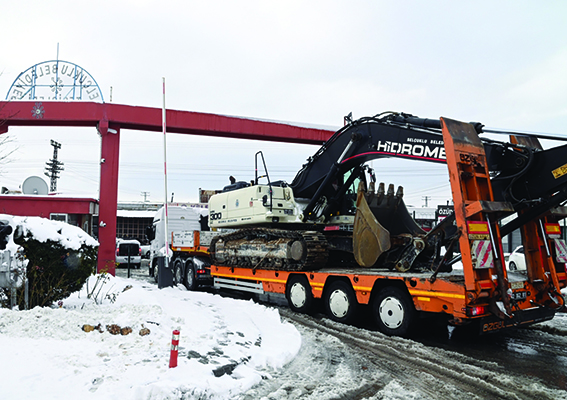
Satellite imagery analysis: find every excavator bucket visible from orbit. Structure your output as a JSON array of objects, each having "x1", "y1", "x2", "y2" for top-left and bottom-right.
[
  {"x1": 353, "y1": 183, "x2": 391, "y2": 267},
  {"x1": 352, "y1": 182, "x2": 390, "y2": 267},
  {"x1": 353, "y1": 181, "x2": 426, "y2": 267}
]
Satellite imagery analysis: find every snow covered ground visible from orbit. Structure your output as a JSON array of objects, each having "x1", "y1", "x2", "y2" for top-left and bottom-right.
[
  {"x1": 0, "y1": 275, "x2": 301, "y2": 400},
  {"x1": 1, "y1": 213, "x2": 566, "y2": 399},
  {"x1": 2, "y1": 272, "x2": 565, "y2": 400}
]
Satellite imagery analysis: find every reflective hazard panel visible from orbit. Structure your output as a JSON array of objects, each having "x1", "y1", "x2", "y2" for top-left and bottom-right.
[
  {"x1": 545, "y1": 223, "x2": 561, "y2": 238},
  {"x1": 468, "y1": 221, "x2": 490, "y2": 240},
  {"x1": 470, "y1": 240, "x2": 494, "y2": 269},
  {"x1": 554, "y1": 239, "x2": 567, "y2": 263}
]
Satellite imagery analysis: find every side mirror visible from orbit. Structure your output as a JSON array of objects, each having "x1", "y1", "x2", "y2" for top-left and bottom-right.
[
  {"x1": 0, "y1": 221, "x2": 13, "y2": 250},
  {"x1": 145, "y1": 226, "x2": 155, "y2": 241}
]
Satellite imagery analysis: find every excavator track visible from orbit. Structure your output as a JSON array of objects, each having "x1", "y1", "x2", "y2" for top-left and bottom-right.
[{"x1": 210, "y1": 228, "x2": 328, "y2": 271}]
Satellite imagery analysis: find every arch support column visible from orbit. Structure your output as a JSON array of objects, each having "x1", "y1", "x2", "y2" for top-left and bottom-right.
[{"x1": 97, "y1": 120, "x2": 120, "y2": 275}]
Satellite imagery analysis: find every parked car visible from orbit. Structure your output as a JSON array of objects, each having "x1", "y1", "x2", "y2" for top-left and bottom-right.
[
  {"x1": 116, "y1": 239, "x2": 142, "y2": 268},
  {"x1": 140, "y1": 245, "x2": 151, "y2": 259},
  {"x1": 508, "y1": 245, "x2": 526, "y2": 271}
]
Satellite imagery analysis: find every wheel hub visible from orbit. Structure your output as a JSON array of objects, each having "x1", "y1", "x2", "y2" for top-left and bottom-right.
[
  {"x1": 289, "y1": 282, "x2": 306, "y2": 308},
  {"x1": 329, "y1": 289, "x2": 349, "y2": 318},
  {"x1": 379, "y1": 296, "x2": 404, "y2": 328}
]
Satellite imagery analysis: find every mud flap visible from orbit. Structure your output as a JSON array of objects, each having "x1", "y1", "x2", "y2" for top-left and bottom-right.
[
  {"x1": 353, "y1": 184, "x2": 391, "y2": 267},
  {"x1": 478, "y1": 306, "x2": 555, "y2": 334}
]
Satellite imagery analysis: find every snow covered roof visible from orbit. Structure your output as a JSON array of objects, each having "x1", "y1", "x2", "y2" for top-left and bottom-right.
[
  {"x1": 0, "y1": 214, "x2": 98, "y2": 252},
  {"x1": 0, "y1": 192, "x2": 98, "y2": 200},
  {"x1": 116, "y1": 210, "x2": 157, "y2": 218},
  {"x1": 406, "y1": 207, "x2": 437, "y2": 219},
  {"x1": 219, "y1": 113, "x2": 339, "y2": 132}
]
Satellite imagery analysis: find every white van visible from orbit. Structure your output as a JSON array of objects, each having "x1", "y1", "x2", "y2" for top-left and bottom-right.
[{"x1": 116, "y1": 239, "x2": 142, "y2": 268}]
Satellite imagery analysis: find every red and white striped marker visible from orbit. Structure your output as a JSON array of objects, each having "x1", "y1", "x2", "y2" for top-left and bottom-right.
[
  {"x1": 169, "y1": 329, "x2": 180, "y2": 368},
  {"x1": 471, "y1": 240, "x2": 494, "y2": 269},
  {"x1": 554, "y1": 239, "x2": 567, "y2": 263}
]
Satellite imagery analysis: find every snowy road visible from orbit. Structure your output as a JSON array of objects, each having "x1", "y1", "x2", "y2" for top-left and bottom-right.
[
  {"x1": 239, "y1": 308, "x2": 567, "y2": 400},
  {"x1": 119, "y1": 265, "x2": 567, "y2": 399},
  {"x1": 243, "y1": 309, "x2": 567, "y2": 400}
]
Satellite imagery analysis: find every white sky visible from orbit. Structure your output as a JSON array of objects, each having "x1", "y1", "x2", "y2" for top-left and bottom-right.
[{"x1": 1, "y1": 1, "x2": 567, "y2": 207}]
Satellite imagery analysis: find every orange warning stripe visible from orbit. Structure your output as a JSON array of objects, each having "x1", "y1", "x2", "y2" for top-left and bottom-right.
[{"x1": 211, "y1": 271, "x2": 466, "y2": 300}]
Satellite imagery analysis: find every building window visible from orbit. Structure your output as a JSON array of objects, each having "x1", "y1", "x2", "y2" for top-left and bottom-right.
[{"x1": 50, "y1": 213, "x2": 68, "y2": 223}]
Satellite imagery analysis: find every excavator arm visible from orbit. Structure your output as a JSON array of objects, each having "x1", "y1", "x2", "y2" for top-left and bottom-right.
[
  {"x1": 291, "y1": 113, "x2": 449, "y2": 221},
  {"x1": 291, "y1": 112, "x2": 567, "y2": 224}
]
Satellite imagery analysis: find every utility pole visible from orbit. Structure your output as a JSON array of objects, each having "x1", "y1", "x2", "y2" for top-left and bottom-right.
[
  {"x1": 44, "y1": 140, "x2": 64, "y2": 192},
  {"x1": 141, "y1": 191, "x2": 150, "y2": 202},
  {"x1": 422, "y1": 196, "x2": 431, "y2": 208}
]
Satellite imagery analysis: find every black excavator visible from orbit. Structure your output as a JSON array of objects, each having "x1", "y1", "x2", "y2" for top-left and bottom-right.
[{"x1": 208, "y1": 112, "x2": 567, "y2": 273}]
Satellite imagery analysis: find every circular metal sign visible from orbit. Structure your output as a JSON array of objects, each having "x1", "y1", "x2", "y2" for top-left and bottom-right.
[{"x1": 6, "y1": 60, "x2": 104, "y2": 102}]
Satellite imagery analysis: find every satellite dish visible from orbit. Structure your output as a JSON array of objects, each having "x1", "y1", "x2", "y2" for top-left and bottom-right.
[{"x1": 22, "y1": 176, "x2": 49, "y2": 195}]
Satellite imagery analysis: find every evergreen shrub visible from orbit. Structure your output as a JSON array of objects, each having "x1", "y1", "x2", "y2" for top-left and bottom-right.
[{"x1": 0, "y1": 234, "x2": 97, "y2": 309}]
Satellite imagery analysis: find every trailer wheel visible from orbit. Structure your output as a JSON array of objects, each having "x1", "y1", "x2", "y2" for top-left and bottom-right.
[
  {"x1": 184, "y1": 260, "x2": 197, "y2": 291},
  {"x1": 324, "y1": 281, "x2": 358, "y2": 324},
  {"x1": 286, "y1": 275, "x2": 313, "y2": 314},
  {"x1": 173, "y1": 259, "x2": 184, "y2": 286},
  {"x1": 373, "y1": 286, "x2": 416, "y2": 337}
]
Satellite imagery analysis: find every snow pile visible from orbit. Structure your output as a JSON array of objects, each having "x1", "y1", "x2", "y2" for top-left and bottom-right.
[
  {"x1": 0, "y1": 214, "x2": 99, "y2": 252},
  {"x1": 0, "y1": 275, "x2": 301, "y2": 400},
  {"x1": 533, "y1": 287, "x2": 567, "y2": 335}
]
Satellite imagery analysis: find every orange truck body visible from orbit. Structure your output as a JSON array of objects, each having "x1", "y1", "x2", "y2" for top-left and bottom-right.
[{"x1": 211, "y1": 263, "x2": 565, "y2": 333}]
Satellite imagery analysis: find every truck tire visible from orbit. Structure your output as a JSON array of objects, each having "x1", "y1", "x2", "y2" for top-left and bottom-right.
[
  {"x1": 286, "y1": 275, "x2": 313, "y2": 314},
  {"x1": 509, "y1": 261, "x2": 517, "y2": 271},
  {"x1": 373, "y1": 286, "x2": 416, "y2": 337},
  {"x1": 151, "y1": 260, "x2": 158, "y2": 283},
  {"x1": 324, "y1": 281, "x2": 358, "y2": 324},
  {"x1": 184, "y1": 260, "x2": 197, "y2": 291},
  {"x1": 173, "y1": 259, "x2": 184, "y2": 286}
]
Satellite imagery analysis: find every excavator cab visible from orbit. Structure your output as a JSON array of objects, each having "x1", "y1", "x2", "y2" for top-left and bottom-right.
[{"x1": 319, "y1": 166, "x2": 368, "y2": 220}]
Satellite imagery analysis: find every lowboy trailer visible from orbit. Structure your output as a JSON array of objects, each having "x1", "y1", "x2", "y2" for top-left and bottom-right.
[{"x1": 192, "y1": 114, "x2": 567, "y2": 337}]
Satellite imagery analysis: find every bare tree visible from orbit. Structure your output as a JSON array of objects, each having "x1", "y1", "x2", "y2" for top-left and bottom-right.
[
  {"x1": 0, "y1": 72, "x2": 19, "y2": 172},
  {"x1": 0, "y1": 134, "x2": 17, "y2": 169}
]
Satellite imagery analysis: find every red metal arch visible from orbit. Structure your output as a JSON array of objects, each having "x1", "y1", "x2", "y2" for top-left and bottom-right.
[{"x1": 0, "y1": 101, "x2": 334, "y2": 275}]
